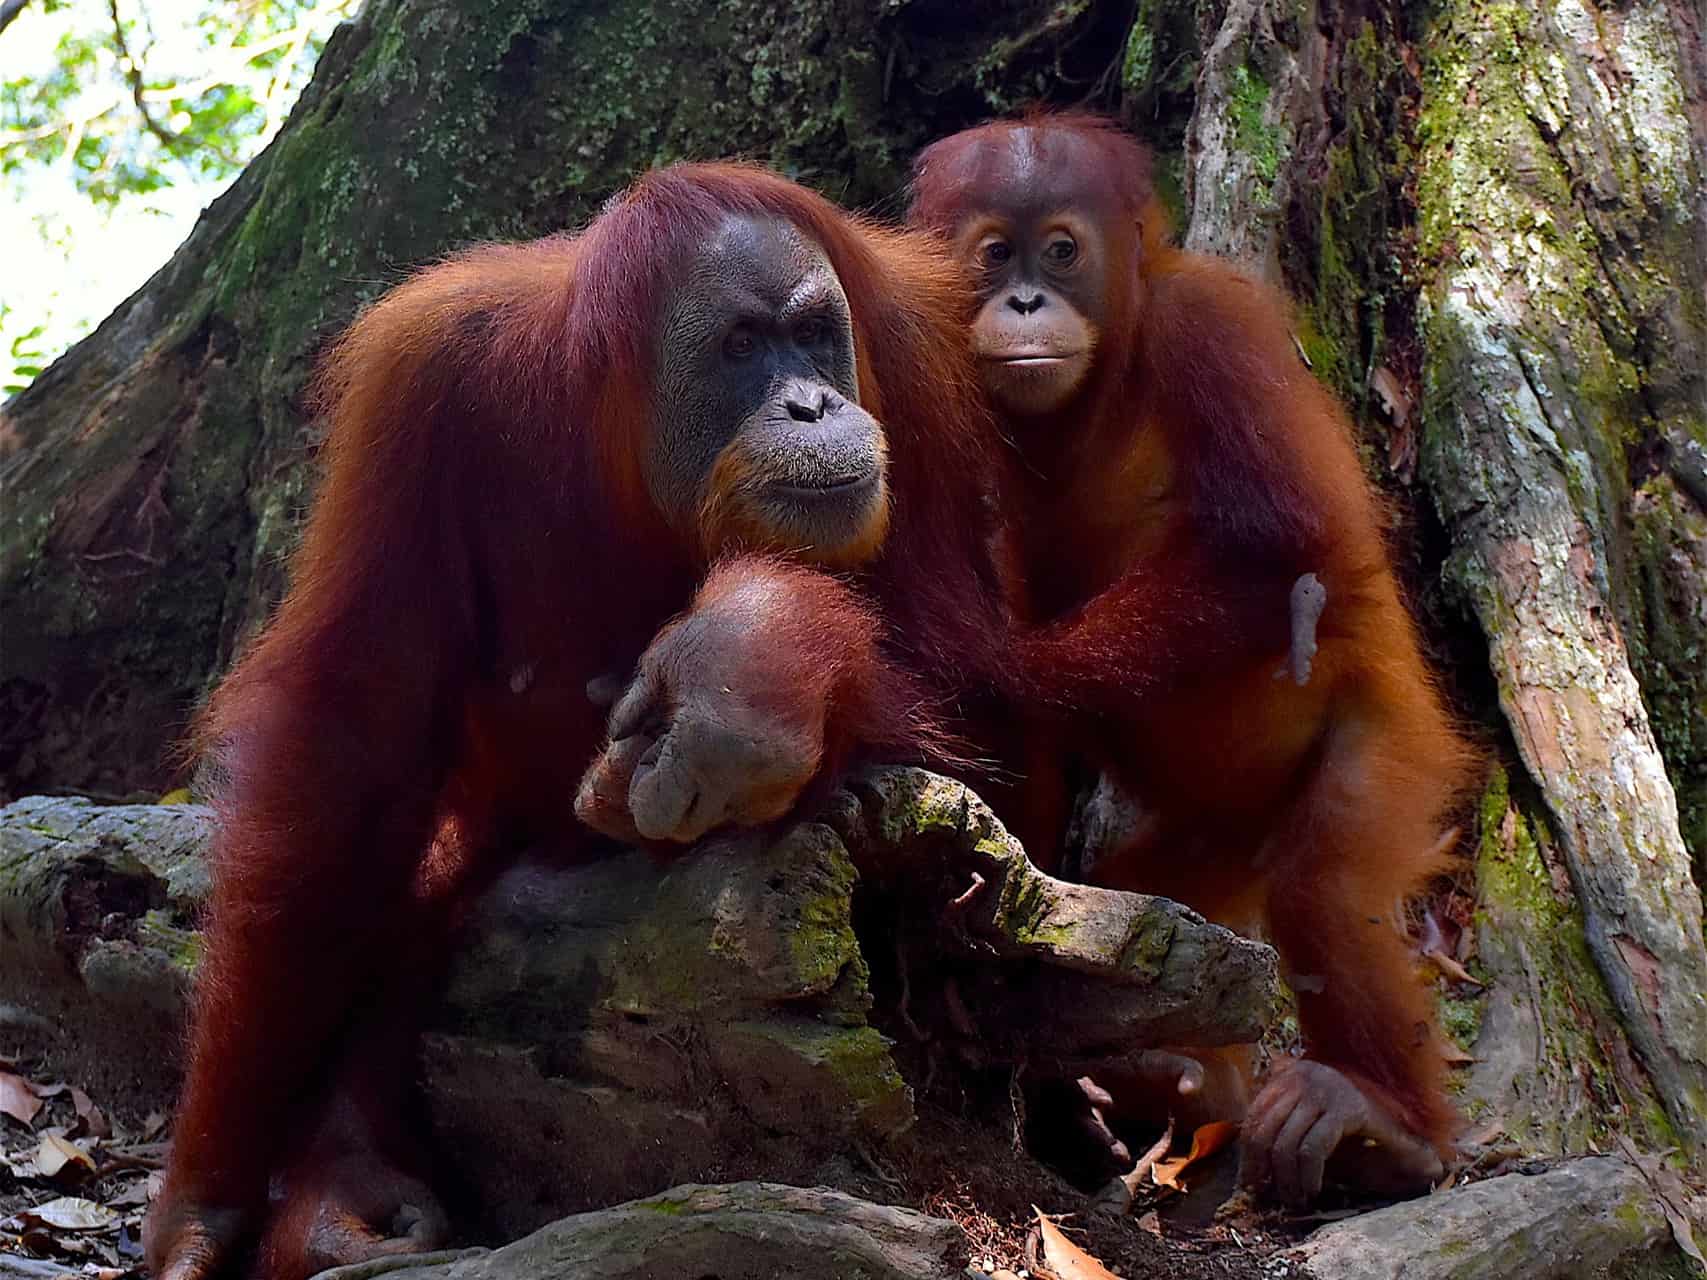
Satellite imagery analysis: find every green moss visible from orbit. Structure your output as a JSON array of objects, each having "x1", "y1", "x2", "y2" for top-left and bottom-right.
[
  {"x1": 1472, "y1": 769, "x2": 1681, "y2": 1152},
  {"x1": 1284, "y1": 18, "x2": 1414, "y2": 423},
  {"x1": 137, "y1": 908, "x2": 203, "y2": 974},
  {"x1": 819, "y1": 1024, "x2": 907, "y2": 1110},
  {"x1": 781, "y1": 841, "x2": 865, "y2": 991},
  {"x1": 1227, "y1": 63, "x2": 1278, "y2": 185},
  {"x1": 1122, "y1": 22, "x2": 1155, "y2": 96},
  {"x1": 1150, "y1": 149, "x2": 1188, "y2": 233},
  {"x1": 1115, "y1": 0, "x2": 1201, "y2": 169},
  {"x1": 1627, "y1": 476, "x2": 1707, "y2": 884},
  {"x1": 1604, "y1": 1243, "x2": 1701, "y2": 1280},
  {"x1": 1439, "y1": 986, "x2": 1483, "y2": 1050},
  {"x1": 736, "y1": 1020, "x2": 909, "y2": 1127},
  {"x1": 994, "y1": 858, "x2": 1063, "y2": 946},
  {"x1": 1116, "y1": 911, "x2": 1176, "y2": 979}
]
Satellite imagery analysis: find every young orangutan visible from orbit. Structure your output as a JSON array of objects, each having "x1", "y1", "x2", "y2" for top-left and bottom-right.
[{"x1": 910, "y1": 113, "x2": 1478, "y2": 1207}]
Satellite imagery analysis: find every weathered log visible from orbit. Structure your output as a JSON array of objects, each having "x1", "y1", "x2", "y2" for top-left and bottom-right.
[
  {"x1": 1292, "y1": 1156, "x2": 1677, "y2": 1280},
  {"x1": 311, "y1": 1183, "x2": 966, "y2": 1280},
  {"x1": 0, "y1": 768, "x2": 1278, "y2": 1238},
  {"x1": 827, "y1": 768, "x2": 1279, "y2": 1057},
  {"x1": 0, "y1": 793, "x2": 209, "y2": 1112}
]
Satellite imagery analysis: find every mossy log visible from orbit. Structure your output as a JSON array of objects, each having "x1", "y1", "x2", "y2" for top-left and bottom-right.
[
  {"x1": 0, "y1": 768, "x2": 1277, "y2": 1240},
  {"x1": 310, "y1": 1183, "x2": 967, "y2": 1280},
  {"x1": 1292, "y1": 1156, "x2": 1679, "y2": 1280}
]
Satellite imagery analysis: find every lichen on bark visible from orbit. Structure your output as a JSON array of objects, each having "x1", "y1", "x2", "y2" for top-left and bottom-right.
[{"x1": 1415, "y1": 0, "x2": 1707, "y2": 1157}]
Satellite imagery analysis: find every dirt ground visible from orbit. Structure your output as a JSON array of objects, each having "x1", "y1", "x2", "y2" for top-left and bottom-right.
[{"x1": 2, "y1": 1027, "x2": 1322, "y2": 1280}]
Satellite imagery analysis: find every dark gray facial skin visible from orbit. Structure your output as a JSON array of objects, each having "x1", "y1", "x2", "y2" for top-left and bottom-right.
[{"x1": 648, "y1": 214, "x2": 890, "y2": 565}]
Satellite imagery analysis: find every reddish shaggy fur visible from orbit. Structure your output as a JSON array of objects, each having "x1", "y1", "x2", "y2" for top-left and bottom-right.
[
  {"x1": 152, "y1": 163, "x2": 1008, "y2": 1280},
  {"x1": 912, "y1": 116, "x2": 1479, "y2": 1156}
]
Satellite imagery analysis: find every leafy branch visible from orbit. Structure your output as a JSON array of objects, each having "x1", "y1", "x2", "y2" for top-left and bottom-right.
[{"x1": 0, "y1": 0, "x2": 353, "y2": 202}]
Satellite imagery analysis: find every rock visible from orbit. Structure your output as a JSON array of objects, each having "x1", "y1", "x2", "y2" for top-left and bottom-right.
[
  {"x1": 310, "y1": 1183, "x2": 965, "y2": 1280},
  {"x1": 829, "y1": 767, "x2": 1279, "y2": 1060},
  {"x1": 0, "y1": 769, "x2": 1279, "y2": 1238},
  {"x1": 1291, "y1": 1157, "x2": 1673, "y2": 1280},
  {"x1": 422, "y1": 824, "x2": 911, "y2": 1238},
  {"x1": 0, "y1": 794, "x2": 211, "y2": 1112}
]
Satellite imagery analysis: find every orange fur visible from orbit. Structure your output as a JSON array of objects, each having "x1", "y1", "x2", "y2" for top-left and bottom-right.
[
  {"x1": 149, "y1": 164, "x2": 1010, "y2": 1280},
  {"x1": 913, "y1": 116, "x2": 1481, "y2": 1156},
  {"x1": 696, "y1": 433, "x2": 893, "y2": 570}
]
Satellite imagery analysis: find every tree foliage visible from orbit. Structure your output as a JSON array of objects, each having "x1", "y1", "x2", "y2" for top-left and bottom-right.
[{"x1": 0, "y1": 0, "x2": 352, "y2": 389}]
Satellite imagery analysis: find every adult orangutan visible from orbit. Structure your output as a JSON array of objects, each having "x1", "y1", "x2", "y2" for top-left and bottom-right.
[
  {"x1": 909, "y1": 114, "x2": 1479, "y2": 1207},
  {"x1": 145, "y1": 163, "x2": 1011, "y2": 1280}
]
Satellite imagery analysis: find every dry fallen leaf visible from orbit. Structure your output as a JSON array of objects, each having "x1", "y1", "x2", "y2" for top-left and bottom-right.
[
  {"x1": 105, "y1": 1179, "x2": 155, "y2": 1209},
  {"x1": 0, "y1": 1069, "x2": 44, "y2": 1127},
  {"x1": 1423, "y1": 948, "x2": 1481, "y2": 987},
  {"x1": 1153, "y1": 1120, "x2": 1238, "y2": 1190},
  {"x1": 1370, "y1": 366, "x2": 1413, "y2": 430},
  {"x1": 36, "y1": 1132, "x2": 97, "y2": 1181},
  {"x1": 1033, "y1": 1210, "x2": 1122, "y2": 1280},
  {"x1": 20, "y1": 1196, "x2": 119, "y2": 1232},
  {"x1": 1616, "y1": 1137, "x2": 1706, "y2": 1271},
  {"x1": 71, "y1": 1088, "x2": 110, "y2": 1140}
]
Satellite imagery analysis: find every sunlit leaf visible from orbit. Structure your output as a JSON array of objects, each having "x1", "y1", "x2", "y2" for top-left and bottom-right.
[
  {"x1": 1033, "y1": 1209, "x2": 1123, "y2": 1280},
  {"x1": 1152, "y1": 1120, "x2": 1238, "y2": 1190},
  {"x1": 36, "y1": 1131, "x2": 97, "y2": 1181},
  {"x1": 21, "y1": 1195, "x2": 117, "y2": 1231}
]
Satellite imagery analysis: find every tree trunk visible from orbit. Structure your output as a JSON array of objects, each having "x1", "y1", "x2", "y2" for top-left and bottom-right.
[
  {"x1": 0, "y1": 0, "x2": 1139, "y2": 799},
  {"x1": 2, "y1": 0, "x2": 1704, "y2": 1208},
  {"x1": 1415, "y1": 0, "x2": 1707, "y2": 1156},
  {"x1": 1154, "y1": 0, "x2": 1707, "y2": 1164}
]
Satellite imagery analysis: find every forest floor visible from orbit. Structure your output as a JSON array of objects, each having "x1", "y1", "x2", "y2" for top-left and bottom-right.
[
  {"x1": 0, "y1": 1039, "x2": 1316, "y2": 1280},
  {"x1": 4, "y1": 1024, "x2": 1690, "y2": 1279},
  {"x1": 0, "y1": 1043, "x2": 157, "y2": 1274},
  {"x1": 876, "y1": 1106, "x2": 1299, "y2": 1279}
]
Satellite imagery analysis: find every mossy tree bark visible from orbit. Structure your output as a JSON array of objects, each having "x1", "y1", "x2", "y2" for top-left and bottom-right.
[
  {"x1": 1155, "y1": 0, "x2": 1707, "y2": 1164},
  {"x1": 3, "y1": 0, "x2": 1705, "y2": 1186},
  {"x1": 0, "y1": 0, "x2": 1139, "y2": 799},
  {"x1": 1415, "y1": 0, "x2": 1707, "y2": 1157}
]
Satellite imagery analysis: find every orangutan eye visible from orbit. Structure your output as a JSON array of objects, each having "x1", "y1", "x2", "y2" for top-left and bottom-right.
[
  {"x1": 1045, "y1": 235, "x2": 1078, "y2": 265},
  {"x1": 793, "y1": 317, "x2": 828, "y2": 346},
  {"x1": 980, "y1": 240, "x2": 1012, "y2": 267},
  {"x1": 724, "y1": 329, "x2": 757, "y2": 360}
]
